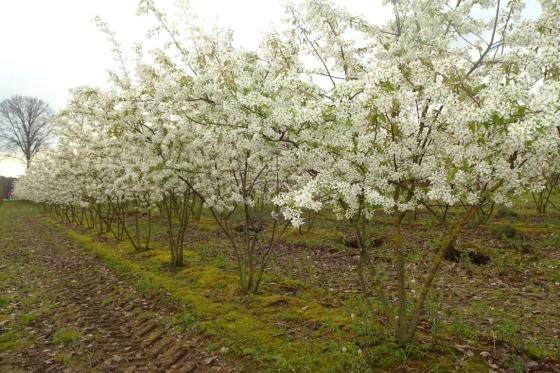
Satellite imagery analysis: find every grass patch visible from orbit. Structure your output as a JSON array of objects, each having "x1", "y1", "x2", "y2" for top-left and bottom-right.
[
  {"x1": 22, "y1": 295, "x2": 41, "y2": 307},
  {"x1": 0, "y1": 332, "x2": 25, "y2": 352},
  {"x1": 54, "y1": 352, "x2": 79, "y2": 367},
  {"x1": 52, "y1": 329, "x2": 80, "y2": 345},
  {"x1": 17, "y1": 312, "x2": 38, "y2": 326}
]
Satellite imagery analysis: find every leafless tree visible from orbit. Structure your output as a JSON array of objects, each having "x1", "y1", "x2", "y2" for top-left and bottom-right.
[{"x1": 0, "y1": 95, "x2": 53, "y2": 168}]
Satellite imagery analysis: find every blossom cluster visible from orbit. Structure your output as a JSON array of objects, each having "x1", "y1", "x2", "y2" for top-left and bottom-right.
[{"x1": 14, "y1": 0, "x2": 560, "y2": 228}]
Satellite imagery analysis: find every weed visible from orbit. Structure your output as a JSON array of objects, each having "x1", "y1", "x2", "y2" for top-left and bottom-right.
[
  {"x1": 540, "y1": 233, "x2": 560, "y2": 249},
  {"x1": 136, "y1": 277, "x2": 160, "y2": 293},
  {"x1": 426, "y1": 291, "x2": 443, "y2": 346},
  {"x1": 302, "y1": 250, "x2": 316, "y2": 283},
  {"x1": 205, "y1": 343, "x2": 221, "y2": 352},
  {"x1": 398, "y1": 341, "x2": 425, "y2": 365},
  {"x1": 493, "y1": 224, "x2": 520, "y2": 240},
  {"x1": 494, "y1": 207, "x2": 519, "y2": 220},
  {"x1": 22, "y1": 295, "x2": 40, "y2": 306},
  {"x1": 52, "y1": 329, "x2": 80, "y2": 345},
  {"x1": 353, "y1": 319, "x2": 385, "y2": 348},
  {"x1": 101, "y1": 297, "x2": 114, "y2": 306},
  {"x1": 493, "y1": 317, "x2": 520, "y2": 346},
  {"x1": 181, "y1": 303, "x2": 198, "y2": 329},
  {"x1": 555, "y1": 341, "x2": 560, "y2": 360},
  {"x1": 452, "y1": 313, "x2": 478, "y2": 341},
  {"x1": 510, "y1": 354, "x2": 525, "y2": 373},
  {"x1": 54, "y1": 352, "x2": 78, "y2": 366},
  {"x1": 342, "y1": 345, "x2": 370, "y2": 372},
  {"x1": 0, "y1": 332, "x2": 24, "y2": 352},
  {"x1": 17, "y1": 313, "x2": 37, "y2": 326}
]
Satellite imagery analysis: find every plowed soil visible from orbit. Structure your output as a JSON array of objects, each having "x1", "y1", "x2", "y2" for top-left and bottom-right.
[{"x1": 0, "y1": 205, "x2": 236, "y2": 373}]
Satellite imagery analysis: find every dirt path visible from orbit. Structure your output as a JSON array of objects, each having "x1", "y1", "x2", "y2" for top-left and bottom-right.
[{"x1": 0, "y1": 205, "x2": 235, "y2": 373}]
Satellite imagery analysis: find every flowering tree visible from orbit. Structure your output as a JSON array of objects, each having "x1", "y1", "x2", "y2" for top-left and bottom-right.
[
  {"x1": 276, "y1": 0, "x2": 560, "y2": 344},
  {"x1": 137, "y1": 3, "x2": 321, "y2": 291}
]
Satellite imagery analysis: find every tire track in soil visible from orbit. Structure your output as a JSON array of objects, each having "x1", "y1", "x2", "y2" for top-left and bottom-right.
[{"x1": 0, "y1": 211, "x2": 238, "y2": 373}]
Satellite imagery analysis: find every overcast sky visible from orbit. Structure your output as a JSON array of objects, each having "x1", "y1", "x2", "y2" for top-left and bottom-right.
[{"x1": 0, "y1": 0, "x2": 540, "y2": 177}]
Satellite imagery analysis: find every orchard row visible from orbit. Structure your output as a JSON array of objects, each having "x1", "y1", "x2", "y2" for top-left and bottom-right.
[{"x1": 15, "y1": 0, "x2": 559, "y2": 345}]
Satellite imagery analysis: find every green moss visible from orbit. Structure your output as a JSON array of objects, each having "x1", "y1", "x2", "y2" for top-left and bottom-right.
[
  {"x1": 191, "y1": 216, "x2": 222, "y2": 232},
  {"x1": 460, "y1": 357, "x2": 491, "y2": 371},
  {"x1": 281, "y1": 226, "x2": 344, "y2": 249},
  {"x1": 279, "y1": 311, "x2": 300, "y2": 322},
  {"x1": 260, "y1": 294, "x2": 290, "y2": 308},
  {"x1": 189, "y1": 266, "x2": 234, "y2": 289}
]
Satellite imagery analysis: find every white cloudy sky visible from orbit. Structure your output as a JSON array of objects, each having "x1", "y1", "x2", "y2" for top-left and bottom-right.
[
  {"x1": 0, "y1": 0, "x2": 540, "y2": 177},
  {"x1": 0, "y1": 0, "x2": 394, "y2": 177}
]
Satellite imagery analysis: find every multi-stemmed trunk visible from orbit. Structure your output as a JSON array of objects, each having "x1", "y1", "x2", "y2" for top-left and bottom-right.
[
  {"x1": 355, "y1": 190, "x2": 499, "y2": 346},
  {"x1": 210, "y1": 204, "x2": 286, "y2": 294},
  {"x1": 159, "y1": 191, "x2": 193, "y2": 267},
  {"x1": 532, "y1": 173, "x2": 559, "y2": 214}
]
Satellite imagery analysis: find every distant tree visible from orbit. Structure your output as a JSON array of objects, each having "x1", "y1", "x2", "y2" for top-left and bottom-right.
[{"x1": 0, "y1": 96, "x2": 53, "y2": 168}]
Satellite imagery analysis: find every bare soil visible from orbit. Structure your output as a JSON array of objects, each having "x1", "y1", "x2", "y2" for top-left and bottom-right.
[{"x1": 0, "y1": 208, "x2": 236, "y2": 373}]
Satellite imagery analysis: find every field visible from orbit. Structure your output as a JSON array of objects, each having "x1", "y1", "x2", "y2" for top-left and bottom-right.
[
  {"x1": 2, "y1": 0, "x2": 560, "y2": 372},
  {"x1": 1, "y1": 198, "x2": 559, "y2": 372}
]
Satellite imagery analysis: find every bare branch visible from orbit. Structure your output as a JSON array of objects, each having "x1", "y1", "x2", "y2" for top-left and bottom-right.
[{"x1": 0, "y1": 96, "x2": 54, "y2": 168}]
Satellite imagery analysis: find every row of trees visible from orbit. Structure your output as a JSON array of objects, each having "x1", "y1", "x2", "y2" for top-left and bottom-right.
[{"x1": 15, "y1": 0, "x2": 560, "y2": 346}]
